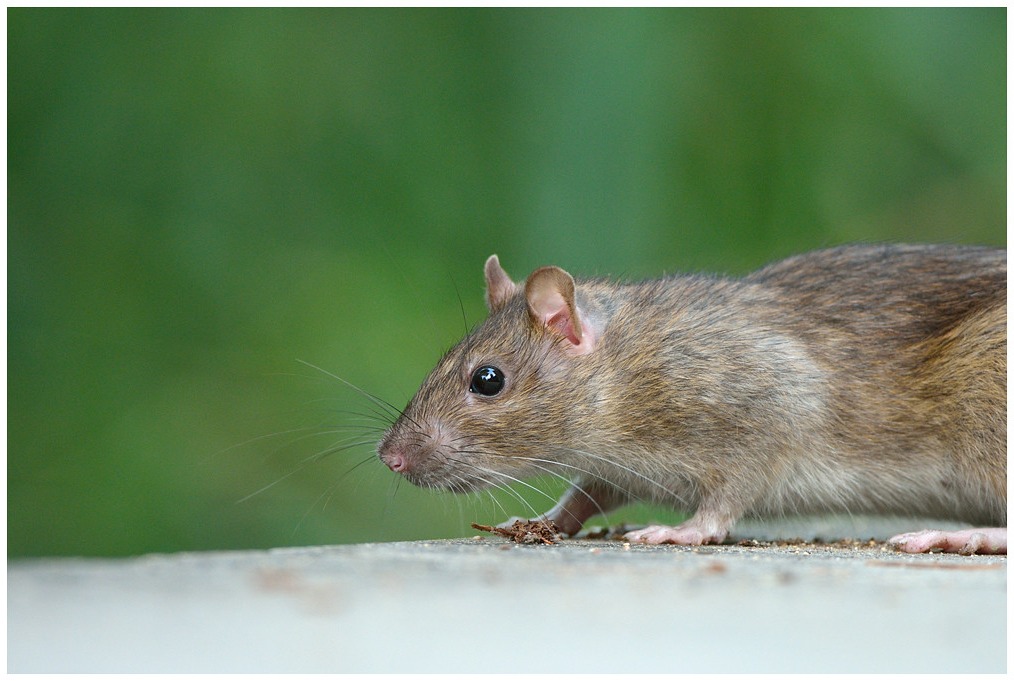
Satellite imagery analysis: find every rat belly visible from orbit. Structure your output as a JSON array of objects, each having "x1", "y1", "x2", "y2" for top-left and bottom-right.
[{"x1": 534, "y1": 452, "x2": 1007, "y2": 555}]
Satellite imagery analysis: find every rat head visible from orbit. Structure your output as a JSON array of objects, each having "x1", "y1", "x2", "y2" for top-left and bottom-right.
[{"x1": 377, "y1": 255, "x2": 603, "y2": 492}]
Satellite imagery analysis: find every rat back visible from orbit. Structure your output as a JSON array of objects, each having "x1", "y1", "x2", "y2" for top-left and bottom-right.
[{"x1": 739, "y1": 244, "x2": 1006, "y2": 523}]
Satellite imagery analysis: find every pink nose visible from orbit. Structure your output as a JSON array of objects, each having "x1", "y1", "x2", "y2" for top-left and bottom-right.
[
  {"x1": 385, "y1": 452, "x2": 408, "y2": 473},
  {"x1": 380, "y1": 444, "x2": 410, "y2": 473}
]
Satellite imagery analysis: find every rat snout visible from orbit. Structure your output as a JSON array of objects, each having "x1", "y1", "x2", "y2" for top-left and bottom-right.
[{"x1": 377, "y1": 422, "x2": 453, "y2": 484}]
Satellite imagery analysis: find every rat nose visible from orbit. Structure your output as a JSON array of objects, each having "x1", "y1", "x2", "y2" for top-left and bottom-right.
[
  {"x1": 386, "y1": 452, "x2": 408, "y2": 473},
  {"x1": 379, "y1": 443, "x2": 410, "y2": 473}
]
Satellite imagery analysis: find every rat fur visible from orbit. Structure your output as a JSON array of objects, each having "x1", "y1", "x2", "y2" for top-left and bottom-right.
[{"x1": 377, "y1": 244, "x2": 1006, "y2": 554}]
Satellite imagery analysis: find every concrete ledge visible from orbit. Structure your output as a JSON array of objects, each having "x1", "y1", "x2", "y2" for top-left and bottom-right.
[{"x1": 8, "y1": 522, "x2": 1006, "y2": 673}]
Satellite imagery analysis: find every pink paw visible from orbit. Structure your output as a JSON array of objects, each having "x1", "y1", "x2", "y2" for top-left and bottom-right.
[
  {"x1": 624, "y1": 523, "x2": 727, "y2": 546},
  {"x1": 888, "y1": 528, "x2": 1007, "y2": 555}
]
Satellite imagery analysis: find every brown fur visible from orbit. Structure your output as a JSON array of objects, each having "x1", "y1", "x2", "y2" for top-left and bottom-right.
[{"x1": 377, "y1": 244, "x2": 1006, "y2": 544}]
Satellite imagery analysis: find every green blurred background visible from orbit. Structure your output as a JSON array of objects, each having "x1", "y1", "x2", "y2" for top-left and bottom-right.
[{"x1": 9, "y1": 8, "x2": 1005, "y2": 557}]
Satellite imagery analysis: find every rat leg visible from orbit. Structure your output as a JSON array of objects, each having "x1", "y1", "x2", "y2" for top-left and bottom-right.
[
  {"x1": 888, "y1": 528, "x2": 1007, "y2": 555},
  {"x1": 498, "y1": 481, "x2": 625, "y2": 536}
]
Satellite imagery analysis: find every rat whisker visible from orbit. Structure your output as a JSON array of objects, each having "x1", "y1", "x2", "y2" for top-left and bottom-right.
[
  {"x1": 291, "y1": 454, "x2": 379, "y2": 536},
  {"x1": 283, "y1": 427, "x2": 376, "y2": 452},
  {"x1": 477, "y1": 445, "x2": 669, "y2": 510},
  {"x1": 237, "y1": 464, "x2": 308, "y2": 505},
  {"x1": 462, "y1": 476, "x2": 529, "y2": 522},
  {"x1": 557, "y1": 446, "x2": 693, "y2": 508},
  {"x1": 510, "y1": 458, "x2": 624, "y2": 520},
  {"x1": 300, "y1": 439, "x2": 378, "y2": 465},
  {"x1": 299, "y1": 401, "x2": 395, "y2": 426},
  {"x1": 297, "y1": 359, "x2": 412, "y2": 427},
  {"x1": 481, "y1": 489, "x2": 512, "y2": 522},
  {"x1": 212, "y1": 425, "x2": 339, "y2": 462},
  {"x1": 447, "y1": 462, "x2": 541, "y2": 517},
  {"x1": 310, "y1": 422, "x2": 389, "y2": 434},
  {"x1": 237, "y1": 434, "x2": 378, "y2": 507},
  {"x1": 449, "y1": 458, "x2": 558, "y2": 520},
  {"x1": 460, "y1": 476, "x2": 518, "y2": 522}
]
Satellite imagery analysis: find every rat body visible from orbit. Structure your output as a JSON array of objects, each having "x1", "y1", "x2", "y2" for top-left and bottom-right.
[{"x1": 378, "y1": 244, "x2": 1006, "y2": 554}]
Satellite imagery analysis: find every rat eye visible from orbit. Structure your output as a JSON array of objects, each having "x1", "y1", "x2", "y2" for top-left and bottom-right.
[{"x1": 469, "y1": 366, "x2": 505, "y2": 396}]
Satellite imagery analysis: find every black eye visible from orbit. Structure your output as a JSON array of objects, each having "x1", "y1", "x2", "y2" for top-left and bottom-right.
[{"x1": 469, "y1": 365, "x2": 505, "y2": 396}]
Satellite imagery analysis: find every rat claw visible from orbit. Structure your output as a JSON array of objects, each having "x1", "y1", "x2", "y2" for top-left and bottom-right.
[{"x1": 625, "y1": 523, "x2": 726, "y2": 546}]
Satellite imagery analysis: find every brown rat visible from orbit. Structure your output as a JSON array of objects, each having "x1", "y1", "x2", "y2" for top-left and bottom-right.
[{"x1": 377, "y1": 244, "x2": 1006, "y2": 554}]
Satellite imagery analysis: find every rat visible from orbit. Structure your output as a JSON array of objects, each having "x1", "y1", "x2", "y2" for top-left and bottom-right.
[{"x1": 377, "y1": 244, "x2": 1006, "y2": 555}]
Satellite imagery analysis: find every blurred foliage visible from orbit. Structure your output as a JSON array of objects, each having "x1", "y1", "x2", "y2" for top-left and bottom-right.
[{"x1": 8, "y1": 8, "x2": 1005, "y2": 557}]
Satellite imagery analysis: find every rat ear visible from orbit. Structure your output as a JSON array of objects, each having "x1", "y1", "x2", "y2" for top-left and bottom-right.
[
  {"x1": 485, "y1": 255, "x2": 519, "y2": 312},
  {"x1": 524, "y1": 266, "x2": 596, "y2": 355}
]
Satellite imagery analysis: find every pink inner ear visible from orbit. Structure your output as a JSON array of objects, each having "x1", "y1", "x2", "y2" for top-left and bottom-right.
[
  {"x1": 529, "y1": 284, "x2": 583, "y2": 345},
  {"x1": 546, "y1": 310, "x2": 582, "y2": 346},
  {"x1": 524, "y1": 265, "x2": 595, "y2": 354}
]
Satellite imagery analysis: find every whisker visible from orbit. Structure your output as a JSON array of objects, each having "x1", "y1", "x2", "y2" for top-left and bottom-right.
[
  {"x1": 211, "y1": 425, "x2": 331, "y2": 460},
  {"x1": 496, "y1": 453, "x2": 656, "y2": 509},
  {"x1": 448, "y1": 458, "x2": 551, "y2": 520},
  {"x1": 480, "y1": 488, "x2": 512, "y2": 522},
  {"x1": 296, "y1": 359, "x2": 414, "y2": 427},
  {"x1": 468, "y1": 461, "x2": 598, "y2": 530},
  {"x1": 316, "y1": 409, "x2": 395, "y2": 428},
  {"x1": 445, "y1": 463, "x2": 513, "y2": 497},
  {"x1": 291, "y1": 454, "x2": 379, "y2": 536},
  {"x1": 516, "y1": 460, "x2": 614, "y2": 520},
  {"x1": 299, "y1": 399, "x2": 395, "y2": 424},
  {"x1": 453, "y1": 278, "x2": 472, "y2": 345},
  {"x1": 236, "y1": 466, "x2": 305, "y2": 504},
  {"x1": 558, "y1": 446, "x2": 692, "y2": 507},
  {"x1": 445, "y1": 468, "x2": 514, "y2": 521},
  {"x1": 300, "y1": 439, "x2": 378, "y2": 465}
]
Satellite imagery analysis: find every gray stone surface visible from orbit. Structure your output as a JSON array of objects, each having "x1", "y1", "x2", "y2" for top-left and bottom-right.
[{"x1": 8, "y1": 520, "x2": 1006, "y2": 673}]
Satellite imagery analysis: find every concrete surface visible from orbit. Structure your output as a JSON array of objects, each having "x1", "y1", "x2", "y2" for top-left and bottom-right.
[{"x1": 7, "y1": 518, "x2": 1007, "y2": 673}]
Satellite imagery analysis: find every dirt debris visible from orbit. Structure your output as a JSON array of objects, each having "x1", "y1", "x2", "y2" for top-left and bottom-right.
[
  {"x1": 470, "y1": 522, "x2": 930, "y2": 553},
  {"x1": 734, "y1": 537, "x2": 886, "y2": 550},
  {"x1": 470, "y1": 520, "x2": 562, "y2": 545}
]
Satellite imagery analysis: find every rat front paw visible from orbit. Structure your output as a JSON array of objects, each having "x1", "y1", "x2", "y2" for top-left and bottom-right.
[
  {"x1": 624, "y1": 523, "x2": 727, "y2": 546},
  {"x1": 888, "y1": 528, "x2": 1007, "y2": 555}
]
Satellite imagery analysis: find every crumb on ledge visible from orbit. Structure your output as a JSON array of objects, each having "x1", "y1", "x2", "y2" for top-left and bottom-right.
[{"x1": 470, "y1": 520, "x2": 562, "y2": 545}]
